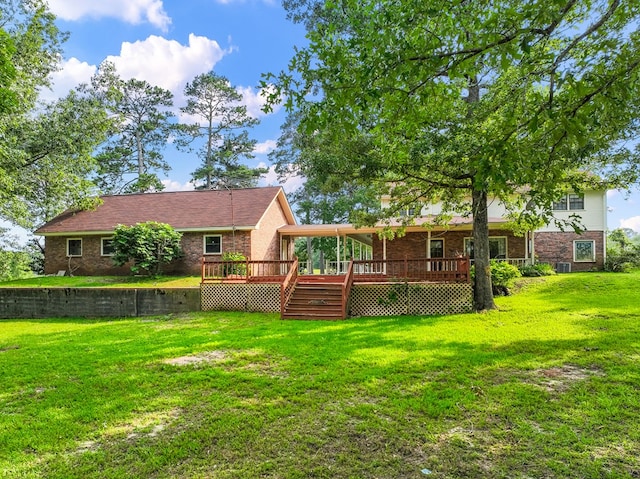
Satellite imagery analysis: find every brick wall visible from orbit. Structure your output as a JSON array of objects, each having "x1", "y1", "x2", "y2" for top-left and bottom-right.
[
  {"x1": 43, "y1": 230, "x2": 254, "y2": 276},
  {"x1": 372, "y1": 229, "x2": 527, "y2": 260},
  {"x1": 250, "y1": 200, "x2": 290, "y2": 261},
  {"x1": 44, "y1": 236, "x2": 131, "y2": 276},
  {"x1": 534, "y1": 231, "x2": 605, "y2": 271}
]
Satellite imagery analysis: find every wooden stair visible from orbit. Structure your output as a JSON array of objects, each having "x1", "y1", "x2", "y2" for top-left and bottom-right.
[{"x1": 282, "y1": 279, "x2": 346, "y2": 320}]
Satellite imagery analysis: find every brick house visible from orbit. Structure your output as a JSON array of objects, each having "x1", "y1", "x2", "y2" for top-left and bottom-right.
[
  {"x1": 277, "y1": 189, "x2": 607, "y2": 273},
  {"x1": 35, "y1": 187, "x2": 296, "y2": 276}
]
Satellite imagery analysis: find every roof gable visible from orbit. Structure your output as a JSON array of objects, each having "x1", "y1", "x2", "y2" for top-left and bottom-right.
[{"x1": 35, "y1": 187, "x2": 295, "y2": 235}]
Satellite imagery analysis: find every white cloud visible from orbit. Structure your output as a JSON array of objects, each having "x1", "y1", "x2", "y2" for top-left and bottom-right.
[
  {"x1": 47, "y1": 0, "x2": 171, "y2": 32},
  {"x1": 42, "y1": 35, "x2": 228, "y2": 104},
  {"x1": 161, "y1": 179, "x2": 195, "y2": 191},
  {"x1": 40, "y1": 58, "x2": 96, "y2": 103},
  {"x1": 259, "y1": 164, "x2": 304, "y2": 194},
  {"x1": 237, "y1": 85, "x2": 281, "y2": 119},
  {"x1": 106, "y1": 34, "x2": 228, "y2": 96},
  {"x1": 620, "y1": 216, "x2": 640, "y2": 233},
  {"x1": 254, "y1": 140, "x2": 277, "y2": 155}
]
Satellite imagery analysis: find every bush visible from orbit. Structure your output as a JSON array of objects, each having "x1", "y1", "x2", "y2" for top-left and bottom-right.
[
  {"x1": 470, "y1": 260, "x2": 522, "y2": 296},
  {"x1": 490, "y1": 260, "x2": 521, "y2": 295},
  {"x1": 519, "y1": 262, "x2": 556, "y2": 277},
  {"x1": 112, "y1": 222, "x2": 183, "y2": 276},
  {"x1": 222, "y1": 252, "x2": 247, "y2": 276},
  {"x1": 604, "y1": 250, "x2": 640, "y2": 272}
]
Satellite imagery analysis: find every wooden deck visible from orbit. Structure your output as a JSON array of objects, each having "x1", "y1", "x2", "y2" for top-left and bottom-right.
[{"x1": 202, "y1": 257, "x2": 470, "y2": 320}]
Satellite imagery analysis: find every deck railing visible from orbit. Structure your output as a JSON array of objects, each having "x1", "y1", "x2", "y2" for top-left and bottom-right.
[
  {"x1": 202, "y1": 257, "x2": 470, "y2": 284},
  {"x1": 280, "y1": 258, "x2": 299, "y2": 317},
  {"x1": 202, "y1": 258, "x2": 295, "y2": 283},
  {"x1": 352, "y1": 257, "x2": 470, "y2": 283},
  {"x1": 341, "y1": 261, "x2": 355, "y2": 319}
]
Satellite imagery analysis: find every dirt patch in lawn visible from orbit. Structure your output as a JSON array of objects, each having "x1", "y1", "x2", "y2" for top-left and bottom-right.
[
  {"x1": 163, "y1": 350, "x2": 227, "y2": 366},
  {"x1": 533, "y1": 364, "x2": 603, "y2": 393}
]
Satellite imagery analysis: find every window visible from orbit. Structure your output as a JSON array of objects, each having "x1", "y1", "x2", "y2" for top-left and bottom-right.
[
  {"x1": 399, "y1": 204, "x2": 421, "y2": 217},
  {"x1": 204, "y1": 235, "x2": 222, "y2": 255},
  {"x1": 429, "y1": 239, "x2": 444, "y2": 258},
  {"x1": 568, "y1": 194, "x2": 584, "y2": 210},
  {"x1": 552, "y1": 197, "x2": 567, "y2": 211},
  {"x1": 101, "y1": 238, "x2": 115, "y2": 256},
  {"x1": 553, "y1": 193, "x2": 584, "y2": 211},
  {"x1": 464, "y1": 237, "x2": 507, "y2": 259},
  {"x1": 574, "y1": 240, "x2": 595, "y2": 262},
  {"x1": 67, "y1": 238, "x2": 82, "y2": 257}
]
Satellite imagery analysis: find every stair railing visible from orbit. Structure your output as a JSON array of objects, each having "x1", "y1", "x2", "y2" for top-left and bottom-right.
[
  {"x1": 340, "y1": 260, "x2": 355, "y2": 319},
  {"x1": 280, "y1": 257, "x2": 299, "y2": 318}
]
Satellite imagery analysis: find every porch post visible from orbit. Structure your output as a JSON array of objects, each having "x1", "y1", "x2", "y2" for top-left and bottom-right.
[
  {"x1": 427, "y1": 230, "x2": 431, "y2": 272},
  {"x1": 336, "y1": 234, "x2": 340, "y2": 273},
  {"x1": 530, "y1": 231, "x2": 535, "y2": 265},
  {"x1": 383, "y1": 236, "x2": 387, "y2": 275}
]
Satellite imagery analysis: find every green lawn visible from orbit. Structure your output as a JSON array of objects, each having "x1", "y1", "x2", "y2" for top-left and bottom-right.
[{"x1": 1, "y1": 272, "x2": 639, "y2": 478}]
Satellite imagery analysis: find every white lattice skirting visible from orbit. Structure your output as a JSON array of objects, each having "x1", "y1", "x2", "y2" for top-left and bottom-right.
[
  {"x1": 349, "y1": 283, "x2": 473, "y2": 316},
  {"x1": 201, "y1": 283, "x2": 281, "y2": 312},
  {"x1": 201, "y1": 282, "x2": 473, "y2": 317}
]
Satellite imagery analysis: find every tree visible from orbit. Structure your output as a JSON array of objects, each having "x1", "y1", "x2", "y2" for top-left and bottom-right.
[
  {"x1": 270, "y1": 111, "x2": 379, "y2": 271},
  {"x1": 0, "y1": 0, "x2": 111, "y2": 229},
  {"x1": 1, "y1": 90, "x2": 111, "y2": 227},
  {"x1": 265, "y1": 0, "x2": 640, "y2": 311},
  {"x1": 179, "y1": 71, "x2": 265, "y2": 189},
  {"x1": 0, "y1": 228, "x2": 33, "y2": 281},
  {"x1": 111, "y1": 221, "x2": 183, "y2": 276},
  {"x1": 90, "y1": 61, "x2": 176, "y2": 194}
]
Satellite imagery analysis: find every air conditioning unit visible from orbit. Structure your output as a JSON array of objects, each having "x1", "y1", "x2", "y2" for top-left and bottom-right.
[{"x1": 556, "y1": 262, "x2": 571, "y2": 273}]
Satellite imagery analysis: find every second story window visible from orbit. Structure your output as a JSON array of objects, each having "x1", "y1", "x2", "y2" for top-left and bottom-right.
[{"x1": 553, "y1": 193, "x2": 584, "y2": 211}]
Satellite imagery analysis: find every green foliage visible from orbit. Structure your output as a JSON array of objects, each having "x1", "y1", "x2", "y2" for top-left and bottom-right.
[
  {"x1": 605, "y1": 228, "x2": 640, "y2": 272},
  {"x1": 111, "y1": 221, "x2": 183, "y2": 276},
  {"x1": 177, "y1": 72, "x2": 264, "y2": 190},
  {"x1": 0, "y1": 250, "x2": 32, "y2": 281},
  {"x1": 519, "y1": 262, "x2": 556, "y2": 277},
  {"x1": 490, "y1": 261, "x2": 522, "y2": 291},
  {"x1": 89, "y1": 61, "x2": 176, "y2": 194},
  {"x1": 0, "y1": 1, "x2": 110, "y2": 228},
  {"x1": 221, "y1": 251, "x2": 247, "y2": 276},
  {"x1": 0, "y1": 228, "x2": 34, "y2": 281},
  {"x1": 472, "y1": 260, "x2": 522, "y2": 295},
  {"x1": 266, "y1": 0, "x2": 640, "y2": 311}
]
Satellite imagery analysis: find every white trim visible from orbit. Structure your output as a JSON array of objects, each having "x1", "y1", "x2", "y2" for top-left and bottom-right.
[
  {"x1": 66, "y1": 238, "x2": 82, "y2": 257},
  {"x1": 464, "y1": 236, "x2": 508, "y2": 259},
  {"x1": 203, "y1": 234, "x2": 222, "y2": 255},
  {"x1": 100, "y1": 237, "x2": 114, "y2": 256},
  {"x1": 573, "y1": 239, "x2": 596, "y2": 262}
]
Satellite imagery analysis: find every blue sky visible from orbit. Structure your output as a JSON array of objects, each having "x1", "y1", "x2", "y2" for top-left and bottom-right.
[
  {"x1": 4, "y1": 0, "x2": 640, "y2": 239},
  {"x1": 42, "y1": 0, "x2": 308, "y2": 194}
]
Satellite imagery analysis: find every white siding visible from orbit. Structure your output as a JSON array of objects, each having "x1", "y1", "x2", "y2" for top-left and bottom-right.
[{"x1": 537, "y1": 190, "x2": 607, "y2": 232}]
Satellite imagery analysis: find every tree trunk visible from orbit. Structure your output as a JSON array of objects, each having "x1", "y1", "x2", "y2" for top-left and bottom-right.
[{"x1": 472, "y1": 187, "x2": 497, "y2": 311}]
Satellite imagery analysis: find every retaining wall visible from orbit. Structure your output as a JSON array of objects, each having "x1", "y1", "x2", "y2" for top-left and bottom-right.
[{"x1": 0, "y1": 288, "x2": 200, "y2": 319}]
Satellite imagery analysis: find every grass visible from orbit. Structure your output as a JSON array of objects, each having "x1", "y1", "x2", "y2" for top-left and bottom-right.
[
  {"x1": 0, "y1": 275, "x2": 201, "y2": 288},
  {"x1": 1, "y1": 271, "x2": 639, "y2": 478}
]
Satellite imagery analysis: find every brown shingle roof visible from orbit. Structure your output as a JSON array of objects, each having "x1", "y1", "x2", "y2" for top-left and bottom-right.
[{"x1": 35, "y1": 187, "x2": 294, "y2": 235}]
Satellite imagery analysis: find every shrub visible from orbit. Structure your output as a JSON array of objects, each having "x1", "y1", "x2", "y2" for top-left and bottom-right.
[
  {"x1": 520, "y1": 262, "x2": 556, "y2": 277},
  {"x1": 112, "y1": 222, "x2": 183, "y2": 276},
  {"x1": 222, "y1": 251, "x2": 247, "y2": 276},
  {"x1": 470, "y1": 260, "x2": 522, "y2": 296},
  {"x1": 490, "y1": 260, "x2": 521, "y2": 295}
]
